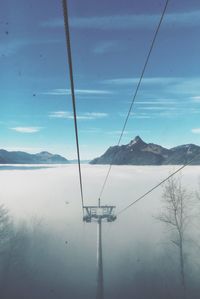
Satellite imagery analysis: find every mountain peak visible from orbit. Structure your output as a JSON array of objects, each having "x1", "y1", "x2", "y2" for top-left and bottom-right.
[
  {"x1": 38, "y1": 151, "x2": 51, "y2": 156},
  {"x1": 128, "y1": 136, "x2": 145, "y2": 146},
  {"x1": 90, "y1": 136, "x2": 200, "y2": 165},
  {"x1": 134, "y1": 135, "x2": 143, "y2": 142}
]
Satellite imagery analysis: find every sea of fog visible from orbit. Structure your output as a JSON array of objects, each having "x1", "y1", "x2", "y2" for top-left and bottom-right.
[{"x1": 0, "y1": 164, "x2": 200, "y2": 299}]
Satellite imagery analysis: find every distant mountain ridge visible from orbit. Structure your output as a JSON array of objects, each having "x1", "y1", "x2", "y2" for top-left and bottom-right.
[
  {"x1": 0, "y1": 150, "x2": 69, "y2": 164},
  {"x1": 90, "y1": 136, "x2": 200, "y2": 165}
]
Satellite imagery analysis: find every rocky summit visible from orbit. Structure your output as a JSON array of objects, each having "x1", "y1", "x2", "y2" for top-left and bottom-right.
[{"x1": 90, "y1": 136, "x2": 200, "y2": 165}]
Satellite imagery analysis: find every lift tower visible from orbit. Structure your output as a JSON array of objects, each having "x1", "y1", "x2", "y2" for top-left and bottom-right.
[{"x1": 83, "y1": 199, "x2": 116, "y2": 299}]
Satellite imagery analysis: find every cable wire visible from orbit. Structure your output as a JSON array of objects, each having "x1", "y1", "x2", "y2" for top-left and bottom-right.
[
  {"x1": 98, "y1": 0, "x2": 170, "y2": 200},
  {"x1": 117, "y1": 152, "x2": 200, "y2": 216},
  {"x1": 62, "y1": 0, "x2": 84, "y2": 212}
]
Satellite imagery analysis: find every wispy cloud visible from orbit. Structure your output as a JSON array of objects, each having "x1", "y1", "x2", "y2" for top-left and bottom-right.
[
  {"x1": 93, "y1": 41, "x2": 119, "y2": 54},
  {"x1": 191, "y1": 96, "x2": 200, "y2": 102},
  {"x1": 0, "y1": 38, "x2": 60, "y2": 57},
  {"x1": 49, "y1": 111, "x2": 108, "y2": 120},
  {"x1": 131, "y1": 114, "x2": 153, "y2": 119},
  {"x1": 0, "y1": 39, "x2": 28, "y2": 56},
  {"x1": 42, "y1": 10, "x2": 200, "y2": 30},
  {"x1": 127, "y1": 108, "x2": 184, "y2": 119},
  {"x1": 134, "y1": 115, "x2": 153, "y2": 119},
  {"x1": 42, "y1": 88, "x2": 112, "y2": 96},
  {"x1": 135, "y1": 100, "x2": 177, "y2": 105},
  {"x1": 191, "y1": 128, "x2": 200, "y2": 134},
  {"x1": 104, "y1": 77, "x2": 200, "y2": 97},
  {"x1": 104, "y1": 77, "x2": 180, "y2": 85},
  {"x1": 82, "y1": 112, "x2": 108, "y2": 119},
  {"x1": 49, "y1": 111, "x2": 70, "y2": 119},
  {"x1": 172, "y1": 78, "x2": 200, "y2": 95},
  {"x1": 138, "y1": 106, "x2": 177, "y2": 111},
  {"x1": 127, "y1": 112, "x2": 154, "y2": 119},
  {"x1": 10, "y1": 127, "x2": 42, "y2": 133}
]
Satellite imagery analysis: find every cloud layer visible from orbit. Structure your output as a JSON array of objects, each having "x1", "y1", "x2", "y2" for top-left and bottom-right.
[
  {"x1": 191, "y1": 128, "x2": 200, "y2": 134},
  {"x1": 11, "y1": 127, "x2": 41, "y2": 133},
  {"x1": 42, "y1": 10, "x2": 200, "y2": 30},
  {"x1": 42, "y1": 89, "x2": 112, "y2": 96},
  {"x1": 49, "y1": 111, "x2": 108, "y2": 120}
]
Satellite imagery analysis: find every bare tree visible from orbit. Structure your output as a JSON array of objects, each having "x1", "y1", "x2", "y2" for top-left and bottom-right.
[
  {"x1": 195, "y1": 179, "x2": 200, "y2": 202},
  {"x1": 0, "y1": 204, "x2": 11, "y2": 254},
  {"x1": 157, "y1": 176, "x2": 192, "y2": 298},
  {"x1": 0, "y1": 204, "x2": 13, "y2": 296}
]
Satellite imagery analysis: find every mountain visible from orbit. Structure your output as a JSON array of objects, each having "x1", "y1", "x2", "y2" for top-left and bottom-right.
[
  {"x1": 0, "y1": 150, "x2": 69, "y2": 164},
  {"x1": 90, "y1": 136, "x2": 200, "y2": 165}
]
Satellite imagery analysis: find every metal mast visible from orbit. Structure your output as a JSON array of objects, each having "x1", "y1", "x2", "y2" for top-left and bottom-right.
[
  {"x1": 83, "y1": 199, "x2": 116, "y2": 299},
  {"x1": 97, "y1": 204, "x2": 103, "y2": 299}
]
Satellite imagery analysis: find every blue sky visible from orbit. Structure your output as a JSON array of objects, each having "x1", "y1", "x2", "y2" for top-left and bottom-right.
[{"x1": 1, "y1": 0, "x2": 200, "y2": 159}]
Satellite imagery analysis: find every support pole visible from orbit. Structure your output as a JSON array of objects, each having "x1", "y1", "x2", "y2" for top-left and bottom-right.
[
  {"x1": 96, "y1": 217, "x2": 104, "y2": 299},
  {"x1": 83, "y1": 201, "x2": 116, "y2": 299}
]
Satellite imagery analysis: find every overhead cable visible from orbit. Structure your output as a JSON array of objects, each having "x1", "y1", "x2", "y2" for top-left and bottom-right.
[
  {"x1": 117, "y1": 153, "x2": 200, "y2": 216},
  {"x1": 98, "y1": 0, "x2": 170, "y2": 200},
  {"x1": 62, "y1": 0, "x2": 84, "y2": 212}
]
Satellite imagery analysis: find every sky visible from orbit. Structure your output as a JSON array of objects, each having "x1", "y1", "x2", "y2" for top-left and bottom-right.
[{"x1": 1, "y1": 0, "x2": 200, "y2": 159}]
